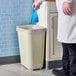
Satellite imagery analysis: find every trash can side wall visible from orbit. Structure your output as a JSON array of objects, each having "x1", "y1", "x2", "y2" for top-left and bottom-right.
[
  {"x1": 31, "y1": 30, "x2": 45, "y2": 69},
  {"x1": 17, "y1": 31, "x2": 34, "y2": 67}
]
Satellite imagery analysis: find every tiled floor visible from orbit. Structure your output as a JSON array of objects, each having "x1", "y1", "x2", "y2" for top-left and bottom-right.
[{"x1": 0, "y1": 63, "x2": 56, "y2": 76}]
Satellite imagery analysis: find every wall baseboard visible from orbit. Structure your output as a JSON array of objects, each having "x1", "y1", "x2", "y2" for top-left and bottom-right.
[
  {"x1": 0, "y1": 55, "x2": 20, "y2": 65},
  {"x1": 45, "y1": 60, "x2": 62, "y2": 70},
  {"x1": 0, "y1": 56, "x2": 62, "y2": 70}
]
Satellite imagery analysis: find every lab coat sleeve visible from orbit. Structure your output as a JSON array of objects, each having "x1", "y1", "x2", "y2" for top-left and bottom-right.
[
  {"x1": 63, "y1": 0, "x2": 72, "y2": 3},
  {"x1": 37, "y1": 0, "x2": 45, "y2": 3}
]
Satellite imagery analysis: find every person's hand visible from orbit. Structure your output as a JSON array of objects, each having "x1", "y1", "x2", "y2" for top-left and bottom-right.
[
  {"x1": 62, "y1": 2, "x2": 72, "y2": 16},
  {"x1": 33, "y1": 0, "x2": 41, "y2": 9}
]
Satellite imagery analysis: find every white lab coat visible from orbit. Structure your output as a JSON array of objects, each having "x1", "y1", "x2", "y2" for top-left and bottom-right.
[{"x1": 38, "y1": 0, "x2": 76, "y2": 43}]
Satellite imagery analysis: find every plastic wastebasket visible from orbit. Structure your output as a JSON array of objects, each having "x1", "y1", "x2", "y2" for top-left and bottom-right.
[{"x1": 16, "y1": 25, "x2": 46, "y2": 70}]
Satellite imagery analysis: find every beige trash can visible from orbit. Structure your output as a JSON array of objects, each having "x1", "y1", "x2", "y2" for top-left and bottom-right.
[{"x1": 16, "y1": 25, "x2": 46, "y2": 70}]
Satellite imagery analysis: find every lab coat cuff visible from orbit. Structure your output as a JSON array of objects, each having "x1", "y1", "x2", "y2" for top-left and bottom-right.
[
  {"x1": 37, "y1": 0, "x2": 44, "y2": 4},
  {"x1": 63, "y1": 0, "x2": 72, "y2": 3}
]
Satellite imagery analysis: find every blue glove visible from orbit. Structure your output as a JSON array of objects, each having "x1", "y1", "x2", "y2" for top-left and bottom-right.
[{"x1": 31, "y1": 8, "x2": 39, "y2": 24}]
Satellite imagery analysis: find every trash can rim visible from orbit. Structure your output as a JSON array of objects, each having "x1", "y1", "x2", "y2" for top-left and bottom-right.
[{"x1": 16, "y1": 25, "x2": 47, "y2": 31}]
